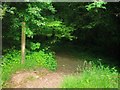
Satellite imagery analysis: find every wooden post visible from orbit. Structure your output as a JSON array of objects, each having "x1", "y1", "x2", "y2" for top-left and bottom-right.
[{"x1": 21, "y1": 22, "x2": 26, "y2": 64}]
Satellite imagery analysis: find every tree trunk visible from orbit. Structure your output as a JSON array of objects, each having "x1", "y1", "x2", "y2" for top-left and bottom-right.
[{"x1": 21, "y1": 22, "x2": 26, "y2": 64}]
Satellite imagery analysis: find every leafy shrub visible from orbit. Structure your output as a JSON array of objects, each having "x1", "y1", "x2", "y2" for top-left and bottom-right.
[
  {"x1": 30, "y1": 42, "x2": 41, "y2": 51},
  {"x1": 86, "y1": 1, "x2": 107, "y2": 11},
  {"x1": 1, "y1": 50, "x2": 57, "y2": 85},
  {"x1": 25, "y1": 50, "x2": 57, "y2": 71},
  {"x1": 61, "y1": 61, "x2": 118, "y2": 88}
]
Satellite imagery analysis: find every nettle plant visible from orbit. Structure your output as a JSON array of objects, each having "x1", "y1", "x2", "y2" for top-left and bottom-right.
[{"x1": 3, "y1": 2, "x2": 74, "y2": 49}]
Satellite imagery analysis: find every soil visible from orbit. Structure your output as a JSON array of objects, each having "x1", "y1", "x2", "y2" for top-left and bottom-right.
[{"x1": 8, "y1": 52, "x2": 83, "y2": 88}]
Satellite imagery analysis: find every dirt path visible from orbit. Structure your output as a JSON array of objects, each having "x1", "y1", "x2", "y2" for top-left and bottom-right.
[{"x1": 8, "y1": 52, "x2": 83, "y2": 88}]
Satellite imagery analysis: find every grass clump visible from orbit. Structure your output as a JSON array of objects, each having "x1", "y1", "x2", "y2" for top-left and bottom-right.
[
  {"x1": 61, "y1": 61, "x2": 118, "y2": 88},
  {"x1": 0, "y1": 65, "x2": 3, "y2": 89},
  {"x1": 1, "y1": 50, "x2": 57, "y2": 86}
]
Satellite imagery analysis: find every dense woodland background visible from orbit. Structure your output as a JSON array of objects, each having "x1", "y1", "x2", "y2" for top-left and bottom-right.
[{"x1": 2, "y1": 2, "x2": 120, "y2": 63}]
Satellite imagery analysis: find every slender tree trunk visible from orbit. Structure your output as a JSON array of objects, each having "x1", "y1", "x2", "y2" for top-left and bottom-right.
[{"x1": 21, "y1": 22, "x2": 26, "y2": 64}]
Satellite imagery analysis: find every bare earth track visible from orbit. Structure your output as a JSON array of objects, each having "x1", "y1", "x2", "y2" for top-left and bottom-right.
[{"x1": 8, "y1": 52, "x2": 83, "y2": 88}]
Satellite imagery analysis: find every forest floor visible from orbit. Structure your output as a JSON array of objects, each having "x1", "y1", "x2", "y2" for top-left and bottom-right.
[{"x1": 7, "y1": 51, "x2": 83, "y2": 88}]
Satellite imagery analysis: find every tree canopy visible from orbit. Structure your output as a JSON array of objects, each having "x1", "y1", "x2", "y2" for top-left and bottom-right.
[{"x1": 2, "y1": 1, "x2": 120, "y2": 58}]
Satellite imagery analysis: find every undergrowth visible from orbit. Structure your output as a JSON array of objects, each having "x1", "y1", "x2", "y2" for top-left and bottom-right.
[
  {"x1": 0, "y1": 64, "x2": 2, "y2": 89},
  {"x1": 61, "y1": 61, "x2": 118, "y2": 88},
  {"x1": 1, "y1": 50, "x2": 57, "y2": 86}
]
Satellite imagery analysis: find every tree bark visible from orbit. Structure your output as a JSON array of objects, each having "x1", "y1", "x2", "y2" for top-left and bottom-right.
[{"x1": 21, "y1": 22, "x2": 26, "y2": 64}]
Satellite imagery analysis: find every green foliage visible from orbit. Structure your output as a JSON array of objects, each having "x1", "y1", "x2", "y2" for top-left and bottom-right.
[
  {"x1": 0, "y1": 65, "x2": 2, "y2": 89},
  {"x1": 0, "y1": 3, "x2": 16, "y2": 19},
  {"x1": 1, "y1": 50, "x2": 21, "y2": 83},
  {"x1": 1, "y1": 50, "x2": 57, "y2": 85},
  {"x1": 0, "y1": 4, "x2": 7, "y2": 19},
  {"x1": 86, "y1": 1, "x2": 107, "y2": 11},
  {"x1": 40, "y1": 18, "x2": 75, "y2": 42},
  {"x1": 8, "y1": 2, "x2": 58, "y2": 39},
  {"x1": 30, "y1": 42, "x2": 40, "y2": 50},
  {"x1": 61, "y1": 61, "x2": 118, "y2": 88},
  {"x1": 2, "y1": 2, "x2": 75, "y2": 50},
  {"x1": 25, "y1": 50, "x2": 57, "y2": 71}
]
